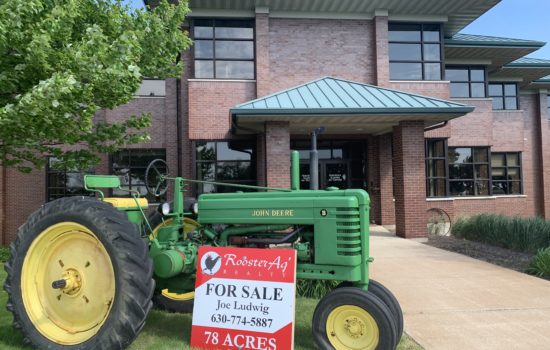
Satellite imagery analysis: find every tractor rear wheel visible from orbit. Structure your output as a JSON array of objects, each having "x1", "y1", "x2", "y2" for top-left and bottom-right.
[
  {"x1": 313, "y1": 287, "x2": 397, "y2": 350},
  {"x1": 4, "y1": 196, "x2": 154, "y2": 349},
  {"x1": 148, "y1": 212, "x2": 199, "y2": 313}
]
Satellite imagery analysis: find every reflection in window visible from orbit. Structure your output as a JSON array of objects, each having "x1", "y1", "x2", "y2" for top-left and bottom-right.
[
  {"x1": 425, "y1": 139, "x2": 447, "y2": 197},
  {"x1": 448, "y1": 147, "x2": 490, "y2": 196},
  {"x1": 446, "y1": 66, "x2": 486, "y2": 98},
  {"x1": 491, "y1": 153, "x2": 522, "y2": 195},
  {"x1": 389, "y1": 23, "x2": 442, "y2": 81},
  {"x1": 46, "y1": 158, "x2": 94, "y2": 201},
  {"x1": 489, "y1": 83, "x2": 518, "y2": 110},
  {"x1": 193, "y1": 19, "x2": 254, "y2": 79},
  {"x1": 195, "y1": 141, "x2": 256, "y2": 193},
  {"x1": 111, "y1": 149, "x2": 166, "y2": 202}
]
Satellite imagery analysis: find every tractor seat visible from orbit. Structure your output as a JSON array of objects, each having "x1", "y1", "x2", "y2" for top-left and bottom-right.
[{"x1": 103, "y1": 197, "x2": 149, "y2": 209}]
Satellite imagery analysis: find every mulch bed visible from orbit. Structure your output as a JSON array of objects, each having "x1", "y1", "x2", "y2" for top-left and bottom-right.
[{"x1": 424, "y1": 235, "x2": 534, "y2": 273}]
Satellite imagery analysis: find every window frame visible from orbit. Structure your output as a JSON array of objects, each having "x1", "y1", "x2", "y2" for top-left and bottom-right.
[
  {"x1": 388, "y1": 22, "x2": 444, "y2": 81},
  {"x1": 194, "y1": 140, "x2": 257, "y2": 194},
  {"x1": 447, "y1": 146, "x2": 491, "y2": 197},
  {"x1": 491, "y1": 152, "x2": 523, "y2": 195},
  {"x1": 46, "y1": 157, "x2": 94, "y2": 202},
  {"x1": 425, "y1": 139, "x2": 449, "y2": 197},
  {"x1": 488, "y1": 82, "x2": 519, "y2": 110},
  {"x1": 191, "y1": 18, "x2": 256, "y2": 80},
  {"x1": 109, "y1": 149, "x2": 167, "y2": 203},
  {"x1": 445, "y1": 65, "x2": 488, "y2": 98}
]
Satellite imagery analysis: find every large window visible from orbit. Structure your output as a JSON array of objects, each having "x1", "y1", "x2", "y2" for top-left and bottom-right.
[
  {"x1": 195, "y1": 141, "x2": 256, "y2": 193},
  {"x1": 446, "y1": 66, "x2": 486, "y2": 98},
  {"x1": 193, "y1": 19, "x2": 255, "y2": 79},
  {"x1": 46, "y1": 158, "x2": 94, "y2": 202},
  {"x1": 491, "y1": 153, "x2": 522, "y2": 195},
  {"x1": 111, "y1": 149, "x2": 166, "y2": 202},
  {"x1": 448, "y1": 147, "x2": 490, "y2": 196},
  {"x1": 425, "y1": 139, "x2": 447, "y2": 197},
  {"x1": 389, "y1": 23, "x2": 442, "y2": 81},
  {"x1": 489, "y1": 83, "x2": 518, "y2": 110}
]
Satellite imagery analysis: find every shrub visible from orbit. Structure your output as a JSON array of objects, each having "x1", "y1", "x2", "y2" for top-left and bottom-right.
[
  {"x1": 527, "y1": 247, "x2": 550, "y2": 279},
  {"x1": 0, "y1": 246, "x2": 10, "y2": 263},
  {"x1": 451, "y1": 214, "x2": 550, "y2": 254},
  {"x1": 296, "y1": 279, "x2": 340, "y2": 299}
]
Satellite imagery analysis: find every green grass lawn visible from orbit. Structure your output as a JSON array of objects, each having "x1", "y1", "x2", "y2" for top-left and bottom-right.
[{"x1": 0, "y1": 264, "x2": 421, "y2": 350}]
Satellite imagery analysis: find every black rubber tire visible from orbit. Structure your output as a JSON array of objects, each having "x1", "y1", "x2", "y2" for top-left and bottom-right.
[
  {"x1": 336, "y1": 280, "x2": 404, "y2": 347},
  {"x1": 368, "y1": 280, "x2": 404, "y2": 343},
  {"x1": 148, "y1": 209, "x2": 195, "y2": 314},
  {"x1": 4, "y1": 196, "x2": 154, "y2": 349},
  {"x1": 312, "y1": 287, "x2": 398, "y2": 350}
]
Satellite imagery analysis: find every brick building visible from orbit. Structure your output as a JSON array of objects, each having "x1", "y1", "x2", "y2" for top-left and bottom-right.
[{"x1": 1, "y1": 0, "x2": 550, "y2": 242}]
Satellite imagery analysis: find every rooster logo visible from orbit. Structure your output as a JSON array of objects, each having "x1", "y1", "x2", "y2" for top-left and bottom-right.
[{"x1": 200, "y1": 252, "x2": 222, "y2": 275}]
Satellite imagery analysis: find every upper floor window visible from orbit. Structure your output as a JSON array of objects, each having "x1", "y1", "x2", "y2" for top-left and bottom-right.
[
  {"x1": 489, "y1": 83, "x2": 518, "y2": 110},
  {"x1": 111, "y1": 149, "x2": 167, "y2": 202},
  {"x1": 389, "y1": 23, "x2": 442, "y2": 81},
  {"x1": 193, "y1": 19, "x2": 255, "y2": 80},
  {"x1": 195, "y1": 141, "x2": 256, "y2": 193},
  {"x1": 46, "y1": 158, "x2": 94, "y2": 202},
  {"x1": 446, "y1": 66, "x2": 486, "y2": 98}
]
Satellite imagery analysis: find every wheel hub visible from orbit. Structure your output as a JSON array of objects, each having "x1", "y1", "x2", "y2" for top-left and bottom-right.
[
  {"x1": 344, "y1": 316, "x2": 365, "y2": 338},
  {"x1": 54, "y1": 268, "x2": 83, "y2": 295}
]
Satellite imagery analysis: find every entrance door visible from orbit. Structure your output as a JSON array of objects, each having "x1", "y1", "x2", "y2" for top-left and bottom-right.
[{"x1": 299, "y1": 160, "x2": 350, "y2": 189}]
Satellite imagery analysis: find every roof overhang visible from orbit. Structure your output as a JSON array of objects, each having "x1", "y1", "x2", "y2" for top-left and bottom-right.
[
  {"x1": 231, "y1": 77, "x2": 474, "y2": 135},
  {"x1": 166, "y1": 0, "x2": 501, "y2": 37},
  {"x1": 445, "y1": 35, "x2": 545, "y2": 72},
  {"x1": 490, "y1": 59, "x2": 550, "y2": 87}
]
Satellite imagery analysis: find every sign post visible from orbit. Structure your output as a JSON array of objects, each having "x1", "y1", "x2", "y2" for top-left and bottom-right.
[{"x1": 190, "y1": 247, "x2": 297, "y2": 350}]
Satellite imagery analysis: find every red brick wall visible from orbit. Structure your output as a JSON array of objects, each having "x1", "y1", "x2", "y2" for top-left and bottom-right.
[
  {"x1": 374, "y1": 16, "x2": 389, "y2": 87},
  {"x1": 536, "y1": 92, "x2": 550, "y2": 218},
  {"x1": 267, "y1": 18, "x2": 375, "y2": 94},
  {"x1": 255, "y1": 13, "x2": 270, "y2": 97},
  {"x1": 265, "y1": 122, "x2": 290, "y2": 189},
  {"x1": 393, "y1": 121, "x2": 426, "y2": 238},
  {"x1": 188, "y1": 81, "x2": 256, "y2": 139},
  {"x1": 378, "y1": 134, "x2": 395, "y2": 224},
  {"x1": 389, "y1": 81, "x2": 451, "y2": 100}
]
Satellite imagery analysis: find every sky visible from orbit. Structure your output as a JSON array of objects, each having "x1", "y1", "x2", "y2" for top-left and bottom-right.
[{"x1": 124, "y1": 0, "x2": 550, "y2": 59}]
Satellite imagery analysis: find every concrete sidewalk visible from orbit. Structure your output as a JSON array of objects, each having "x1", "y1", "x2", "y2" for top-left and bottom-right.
[{"x1": 369, "y1": 226, "x2": 550, "y2": 350}]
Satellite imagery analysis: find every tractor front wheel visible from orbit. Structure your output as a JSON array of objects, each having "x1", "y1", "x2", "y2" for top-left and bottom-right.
[
  {"x1": 4, "y1": 196, "x2": 154, "y2": 349},
  {"x1": 313, "y1": 287, "x2": 397, "y2": 350}
]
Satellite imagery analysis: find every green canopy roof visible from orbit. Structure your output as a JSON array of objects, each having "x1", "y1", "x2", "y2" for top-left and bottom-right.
[{"x1": 231, "y1": 77, "x2": 474, "y2": 135}]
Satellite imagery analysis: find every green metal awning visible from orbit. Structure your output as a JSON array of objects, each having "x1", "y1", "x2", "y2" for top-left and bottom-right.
[
  {"x1": 490, "y1": 57, "x2": 550, "y2": 86},
  {"x1": 231, "y1": 77, "x2": 474, "y2": 135}
]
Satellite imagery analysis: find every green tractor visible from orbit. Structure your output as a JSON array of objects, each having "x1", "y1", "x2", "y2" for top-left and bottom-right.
[{"x1": 4, "y1": 151, "x2": 403, "y2": 350}]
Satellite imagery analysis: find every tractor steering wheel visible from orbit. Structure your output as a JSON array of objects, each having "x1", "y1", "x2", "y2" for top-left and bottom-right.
[{"x1": 145, "y1": 159, "x2": 169, "y2": 197}]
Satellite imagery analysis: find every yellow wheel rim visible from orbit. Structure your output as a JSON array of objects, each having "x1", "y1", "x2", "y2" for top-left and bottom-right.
[
  {"x1": 21, "y1": 222, "x2": 115, "y2": 345},
  {"x1": 152, "y1": 217, "x2": 199, "y2": 301},
  {"x1": 326, "y1": 305, "x2": 379, "y2": 350}
]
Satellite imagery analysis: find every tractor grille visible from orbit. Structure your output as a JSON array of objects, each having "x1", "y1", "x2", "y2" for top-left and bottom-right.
[{"x1": 335, "y1": 208, "x2": 362, "y2": 256}]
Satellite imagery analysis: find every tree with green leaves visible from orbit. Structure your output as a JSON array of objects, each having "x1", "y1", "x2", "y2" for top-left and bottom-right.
[{"x1": 0, "y1": 0, "x2": 191, "y2": 172}]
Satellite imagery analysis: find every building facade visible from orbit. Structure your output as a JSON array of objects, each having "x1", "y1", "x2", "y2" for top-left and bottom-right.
[{"x1": 1, "y1": 0, "x2": 550, "y2": 243}]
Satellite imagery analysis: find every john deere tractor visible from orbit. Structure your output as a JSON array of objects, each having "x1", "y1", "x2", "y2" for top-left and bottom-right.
[{"x1": 4, "y1": 151, "x2": 403, "y2": 350}]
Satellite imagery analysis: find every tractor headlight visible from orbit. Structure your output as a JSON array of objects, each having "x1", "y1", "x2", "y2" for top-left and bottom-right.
[
  {"x1": 192, "y1": 202, "x2": 199, "y2": 215},
  {"x1": 160, "y1": 202, "x2": 171, "y2": 216}
]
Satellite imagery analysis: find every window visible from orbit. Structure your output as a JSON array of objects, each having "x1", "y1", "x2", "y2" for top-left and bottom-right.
[
  {"x1": 446, "y1": 66, "x2": 486, "y2": 98},
  {"x1": 448, "y1": 147, "x2": 490, "y2": 196},
  {"x1": 46, "y1": 158, "x2": 94, "y2": 202},
  {"x1": 389, "y1": 23, "x2": 442, "y2": 81},
  {"x1": 491, "y1": 153, "x2": 522, "y2": 195},
  {"x1": 489, "y1": 83, "x2": 518, "y2": 110},
  {"x1": 195, "y1": 141, "x2": 256, "y2": 193},
  {"x1": 193, "y1": 19, "x2": 255, "y2": 79},
  {"x1": 111, "y1": 149, "x2": 166, "y2": 202},
  {"x1": 425, "y1": 139, "x2": 448, "y2": 197}
]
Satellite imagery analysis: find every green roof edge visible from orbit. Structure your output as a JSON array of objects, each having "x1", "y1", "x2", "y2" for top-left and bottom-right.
[
  {"x1": 231, "y1": 106, "x2": 475, "y2": 116},
  {"x1": 445, "y1": 39, "x2": 545, "y2": 48}
]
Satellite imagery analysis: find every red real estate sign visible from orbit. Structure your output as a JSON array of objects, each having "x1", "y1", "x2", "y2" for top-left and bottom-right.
[{"x1": 190, "y1": 246, "x2": 297, "y2": 350}]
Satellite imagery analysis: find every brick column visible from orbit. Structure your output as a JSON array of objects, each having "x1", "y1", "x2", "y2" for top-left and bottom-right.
[
  {"x1": 378, "y1": 133, "x2": 395, "y2": 224},
  {"x1": 393, "y1": 121, "x2": 426, "y2": 238},
  {"x1": 255, "y1": 10, "x2": 270, "y2": 98},
  {"x1": 265, "y1": 122, "x2": 290, "y2": 189},
  {"x1": 537, "y1": 91, "x2": 550, "y2": 218},
  {"x1": 373, "y1": 11, "x2": 389, "y2": 87}
]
